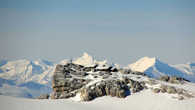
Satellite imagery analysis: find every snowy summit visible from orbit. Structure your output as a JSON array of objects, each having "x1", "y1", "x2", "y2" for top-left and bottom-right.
[{"x1": 73, "y1": 52, "x2": 96, "y2": 67}]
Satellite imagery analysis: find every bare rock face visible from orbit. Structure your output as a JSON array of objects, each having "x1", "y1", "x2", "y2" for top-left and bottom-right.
[
  {"x1": 150, "y1": 84, "x2": 194, "y2": 100},
  {"x1": 123, "y1": 77, "x2": 146, "y2": 93},
  {"x1": 51, "y1": 62, "x2": 148, "y2": 101},
  {"x1": 80, "y1": 80, "x2": 130, "y2": 101},
  {"x1": 51, "y1": 64, "x2": 90, "y2": 99},
  {"x1": 152, "y1": 88, "x2": 161, "y2": 93},
  {"x1": 80, "y1": 79, "x2": 146, "y2": 101},
  {"x1": 50, "y1": 62, "x2": 193, "y2": 101}
]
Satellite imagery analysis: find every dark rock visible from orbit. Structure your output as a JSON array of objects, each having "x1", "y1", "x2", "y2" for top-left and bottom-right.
[
  {"x1": 160, "y1": 85, "x2": 177, "y2": 94},
  {"x1": 153, "y1": 88, "x2": 161, "y2": 93},
  {"x1": 37, "y1": 94, "x2": 49, "y2": 99},
  {"x1": 80, "y1": 79, "x2": 131, "y2": 101},
  {"x1": 119, "y1": 69, "x2": 131, "y2": 74},
  {"x1": 159, "y1": 76, "x2": 169, "y2": 82},
  {"x1": 131, "y1": 71, "x2": 146, "y2": 76},
  {"x1": 159, "y1": 76, "x2": 189, "y2": 84},
  {"x1": 59, "y1": 92, "x2": 76, "y2": 99},
  {"x1": 182, "y1": 92, "x2": 194, "y2": 98},
  {"x1": 127, "y1": 79, "x2": 144, "y2": 93},
  {"x1": 51, "y1": 63, "x2": 147, "y2": 100},
  {"x1": 167, "y1": 86, "x2": 177, "y2": 94},
  {"x1": 178, "y1": 96, "x2": 184, "y2": 100}
]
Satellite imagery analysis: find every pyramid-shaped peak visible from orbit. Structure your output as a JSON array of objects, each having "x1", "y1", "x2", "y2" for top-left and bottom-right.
[
  {"x1": 73, "y1": 52, "x2": 95, "y2": 67},
  {"x1": 128, "y1": 56, "x2": 158, "y2": 72},
  {"x1": 82, "y1": 52, "x2": 93, "y2": 59}
]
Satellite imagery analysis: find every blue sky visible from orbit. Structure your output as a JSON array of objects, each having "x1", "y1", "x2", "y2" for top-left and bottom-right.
[{"x1": 0, "y1": 0, "x2": 195, "y2": 65}]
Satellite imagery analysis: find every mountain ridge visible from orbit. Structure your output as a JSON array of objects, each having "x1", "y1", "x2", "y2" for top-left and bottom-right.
[{"x1": 0, "y1": 53, "x2": 195, "y2": 98}]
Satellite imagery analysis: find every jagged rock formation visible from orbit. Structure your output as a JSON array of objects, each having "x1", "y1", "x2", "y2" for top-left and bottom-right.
[
  {"x1": 151, "y1": 84, "x2": 194, "y2": 100},
  {"x1": 80, "y1": 80, "x2": 128, "y2": 101},
  {"x1": 159, "y1": 75, "x2": 189, "y2": 84},
  {"x1": 51, "y1": 64, "x2": 90, "y2": 99},
  {"x1": 51, "y1": 62, "x2": 146, "y2": 101},
  {"x1": 37, "y1": 94, "x2": 49, "y2": 99},
  {"x1": 79, "y1": 78, "x2": 147, "y2": 101},
  {"x1": 50, "y1": 60, "x2": 194, "y2": 101}
]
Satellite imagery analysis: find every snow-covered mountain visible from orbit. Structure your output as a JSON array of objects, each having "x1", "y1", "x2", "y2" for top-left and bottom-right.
[
  {"x1": 0, "y1": 53, "x2": 195, "y2": 98},
  {"x1": 0, "y1": 59, "x2": 55, "y2": 98},
  {"x1": 172, "y1": 63, "x2": 195, "y2": 75},
  {"x1": 0, "y1": 59, "x2": 54, "y2": 84},
  {"x1": 73, "y1": 52, "x2": 110, "y2": 69},
  {"x1": 128, "y1": 57, "x2": 195, "y2": 82}
]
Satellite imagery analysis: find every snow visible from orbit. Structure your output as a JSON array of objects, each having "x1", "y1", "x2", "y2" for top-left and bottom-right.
[
  {"x1": 0, "y1": 89, "x2": 195, "y2": 110},
  {"x1": 73, "y1": 52, "x2": 109, "y2": 68},
  {"x1": 172, "y1": 63, "x2": 195, "y2": 75},
  {"x1": 0, "y1": 59, "x2": 54, "y2": 98},
  {"x1": 73, "y1": 52, "x2": 96, "y2": 67},
  {"x1": 70, "y1": 93, "x2": 81, "y2": 101},
  {"x1": 0, "y1": 59, "x2": 54, "y2": 85},
  {"x1": 59, "y1": 59, "x2": 69, "y2": 65},
  {"x1": 128, "y1": 57, "x2": 195, "y2": 82},
  {"x1": 129, "y1": 57, "x2": 156, "y2": 72}
]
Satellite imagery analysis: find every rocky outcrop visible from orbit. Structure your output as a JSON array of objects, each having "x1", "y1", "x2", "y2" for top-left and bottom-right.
[
  {"x1": 152, "y1": 84, "x2": 194, "y2": 100},
  {"x1": 51, "y1": 64, "x2": 90, "y2": 99},
  {"x1": 50, "y1": 62, "x2": 192, "y2": 101},
  {"x1": 119, "y1": 69, "x2": 146, "y2": 76},
  {"x1": 80, "y1": 79, "x2": 145, "y2": 101},
  {"x1": 51, "y1": 63, "x2": 146, "y2": 101},
  {"x1": 159, "y1": 76, "x2": 189, "y2": 84},
  {"x1": 80, "y1": 80, "x2": 127, "y2": 101},
  {"x1": 37, "y1": 94, "x2": 49, "y2": 99}
]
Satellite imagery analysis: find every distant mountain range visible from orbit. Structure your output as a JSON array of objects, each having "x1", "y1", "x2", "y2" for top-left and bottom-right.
[{"x1": 0, "y1": 53, "x2": 195, "y2": 98}]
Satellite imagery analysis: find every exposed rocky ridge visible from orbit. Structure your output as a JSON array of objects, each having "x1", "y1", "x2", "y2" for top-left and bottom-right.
[
  {"x1": 80, "y1": 79, "x2": 146, "y2": 101},
  {"x1": 151, "y1": 84, "x2": 194, "y2": 100},
  {"x1": 159, "y1": 75, "x2": 190, "y2": 84},
  {"x1": 51, "y1": 63, "x2": 147, "y2": 100},
  {"x1": 50, "y1": 62, "x2": 194, "y2": 101}
]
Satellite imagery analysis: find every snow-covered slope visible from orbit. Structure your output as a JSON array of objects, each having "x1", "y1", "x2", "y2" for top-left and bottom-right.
[
  {"x1": 173, "y1": 63, "x2": 195, "y2": 75},
  {"x1": 1, "y1": 89, "x2": 195, "y2": 110},
  {"x1": 0, "y1": 59, "x2": 54, "y2": 85},
  {"x1": 129, "y1": 57, "x2": 156, "y2": 73},
  {"x1": 128, "y1": 57, "x2": 195, "y2": 82},
  {"x1": 73, "y1": 52, "x2": 96, "y2": 67}
]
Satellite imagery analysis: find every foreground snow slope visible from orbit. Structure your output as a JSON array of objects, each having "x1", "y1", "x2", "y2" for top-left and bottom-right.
[{"x1": 1, "y1": 89, "x2": 195, "y2": 110}]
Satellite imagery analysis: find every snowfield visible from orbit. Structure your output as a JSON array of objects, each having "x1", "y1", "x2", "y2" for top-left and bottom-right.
[{"x1": 1, "y1": 89, "x2": 195, "y2": 110}]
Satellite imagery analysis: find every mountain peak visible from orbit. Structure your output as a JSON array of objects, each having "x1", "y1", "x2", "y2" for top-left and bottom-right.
[
  {"x1": 83, "y1": 52, "x2": 91, "y2": 58},
  {"x1": 128, "y1": 56, "x2": 157, "y2": 72},
  {"x1": 73, "y1": 52, "x2": 95, "y2": 67}
]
